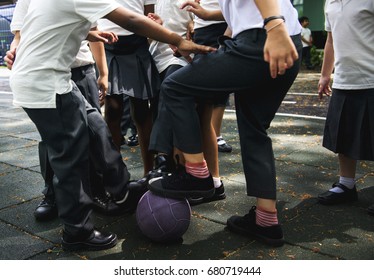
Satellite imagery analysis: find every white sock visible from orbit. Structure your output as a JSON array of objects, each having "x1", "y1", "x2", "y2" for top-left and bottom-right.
[
  {"x1": 329, "y1": 176, "x2": 355, "y2": 193},
  {"x1": 217, "y1": 136, "x2": 226, "y2": 145},
  {"x1": 213, "y1": 177, "x2": 221, "y2": 188}
]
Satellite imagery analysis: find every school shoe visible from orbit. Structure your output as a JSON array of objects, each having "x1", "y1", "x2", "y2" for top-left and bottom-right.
[
  {"x1": 318, "y1": 183, "x2": 358, "y2": 205},
  {"x1": 92, "y1": 180, "x2": 147, "y2": 215},
  {"x1": 34, "y1": 196, "x2": 58, "y2": 221},
  {"x1": 217, "y1": 137, "x2": 232, "y2": 153},
  {"x1": 148, "y1": 165, "x2": 215, "y2": 199},
  {"x1": 127, "y1": 134, "x2": 139, "y2": 147},
  {"x1": 128, "y1": 155, "x2": 173, "y2": 190},
  {"x1": 188, "y1": 181, "x2": 226, "y2": 206},
  {"x1": 226, "y1": 206, "x2": 284, "y2": 247},
  {"x1": 62, "y1": 229, "x2": 117, "y2": 251}
]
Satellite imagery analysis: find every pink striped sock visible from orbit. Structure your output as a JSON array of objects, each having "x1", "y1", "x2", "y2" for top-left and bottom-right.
[
  {"x1": 185, "y1": 160, "x2": 210, "y2": 178},
  {"x1": 256, "y1": 207, "x2": 279, "y2": 227}
]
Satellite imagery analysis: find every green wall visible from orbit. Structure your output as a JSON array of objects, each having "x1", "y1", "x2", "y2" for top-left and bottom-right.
[{"x1": 303, "y1": 0, "x2": 325, "y2": 31}]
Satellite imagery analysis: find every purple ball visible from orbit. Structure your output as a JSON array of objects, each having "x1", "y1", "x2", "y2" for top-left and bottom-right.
[{"x1": 136, "y1": 191, "x2": 191, "y2": 242}]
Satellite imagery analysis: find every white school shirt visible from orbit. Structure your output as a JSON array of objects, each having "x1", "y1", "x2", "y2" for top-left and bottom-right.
[
  {"x1": 301, "y1": 27, "x2": 312, "y2": 48},
  {"x1": 10, "y1": 0, "x2": 120, "y2": 108},
  {"x1": 217, "y1": 0, "x2": 301, "y2": 38},
  {"x1": 149, "y1": 0, "x2": 193, "y2": 73},
  {"x1": 193, "y1": 0, "x2": 225, "y2": 30},
  {"x1": 325, "y1": 0, "x2": 374, "y2": 90},
  {"x1": 11, "y1": 0, "x2": 95, "y2": 69},
  {"x1": 98, "y1": 0, "x2": 156, "y2": 36}
]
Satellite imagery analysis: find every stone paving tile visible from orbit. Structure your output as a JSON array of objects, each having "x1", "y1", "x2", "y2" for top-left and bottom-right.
[
  {"x1": 0, "y1": 221, "x2": 53, "y2": 260},
  {"x1": 0, "y1": 145, "x2": 40, "y2": 169},
  {"x1": 0, "y1": 135, "x2": 38, "y2": 153},
  {"x1": 0, "y1": 169, "x2": 44, "y2": 209}
]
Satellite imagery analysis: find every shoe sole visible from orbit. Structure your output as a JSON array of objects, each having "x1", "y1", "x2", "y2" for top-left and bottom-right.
[
  {"x1": 189, "y1": 193, "x2": 226, "y2": 206},
  {"x1": 148, "y1": 180, "x2": 215, "y2": 200},
  {"x1": 226, "y1": 219, "x2": 284, "y2": 247},
  {"x1": 318, "y1": 195, "x2": 358, "y2": 205},
  {"x1": 62, "y1": 236, "x2": 118, "y2": 251}
]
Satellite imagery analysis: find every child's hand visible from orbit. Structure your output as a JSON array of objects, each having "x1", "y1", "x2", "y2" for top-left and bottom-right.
[
  {"x1": 318, "y1": 76, "x2": 332, "y2": 99},
  {"x1": 148, "y1": 13, "x2": 163, "y2": 25},
  {"x1": 174, "y1": 39, "x2": 216, "y2": 62},
  {"x1": 186, "y1": 20, "x2": 194, "y2": 41},
  {"x1": 5, "y1": 48, "x2": 16, "y2": 70},
  {"x1": 180, "y1": 1, "x2": 209, "y2": 20},
  {"x1": 263, "y1": 23, "x2": 298, "y2": 78},
  {"x1": 86, "y1": 30, "x2": 118, "y2": 44}
]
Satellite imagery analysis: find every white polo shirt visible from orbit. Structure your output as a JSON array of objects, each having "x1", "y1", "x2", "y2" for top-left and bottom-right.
[
  {"x1": 193, "y1": 0, "x2": 225, "y2": 30},
  {"x1": 325, "y1": 0, "x2": 374, "y2": 90},
  {"x1": 149, "y1": 0, "x2": 193, "y2": 73},
  {"x1": 218, "y1": 0, "x2": 301, "y2": 38},
  {"x1": 12, "y1": 0, "x2": 96, "y2": 69},
  {"x1": 10, "y1": 0, "x2": 120, "y2": 108},
  {"x1": 98, "y1": 0, "x2": 156, "y2": 36}
]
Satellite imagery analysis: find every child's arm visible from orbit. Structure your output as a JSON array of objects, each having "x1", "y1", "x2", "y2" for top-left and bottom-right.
[
  {"x1": 104, "y1": 6, "x2": 216, "y2": 57},
  {"x1": 318, "y1": 32, "x2": 334, "y2": 99},
  {"x1": 180, "y1": 1, "x2": 225, "y2": 21},
  {"x1": 254, "y1": 0, "x2": 299, "y2": 78}
]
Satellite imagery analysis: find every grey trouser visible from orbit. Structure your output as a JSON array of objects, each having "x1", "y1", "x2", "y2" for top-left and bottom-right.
[
  {"x1": 25, "y1": 85, "x2": 130, "y2": 235},
  {"x1": 160, "y1": 29, "x2": 302, "y2": 199}
]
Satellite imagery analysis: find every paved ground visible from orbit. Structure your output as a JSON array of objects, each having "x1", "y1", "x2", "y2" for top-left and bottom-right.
[{"x1": 0, "y1": 68, "x2": 373, "y2": 260}]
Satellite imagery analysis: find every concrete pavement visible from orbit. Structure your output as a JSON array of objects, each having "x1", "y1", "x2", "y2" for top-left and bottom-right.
[{"x1": 0, "y1": 68, "x2": 373, "y2": 260}]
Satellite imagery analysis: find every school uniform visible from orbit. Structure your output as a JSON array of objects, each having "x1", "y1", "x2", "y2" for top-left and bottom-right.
[
  {"x1": 160, "y1": 0, "x2": 302, "y2": 199},
  {"x1": 322, "y1": 0, "x2": 374, "y2": 161},
  {"x1": 98, "y1": 0, "x2": 159, "y2": 101},
  {"x1": 148, "y1": 0, "x2": 193, "y2": 154},
  {"x1": 10, "y1": 0, "x2": 127, "y2": 237}
]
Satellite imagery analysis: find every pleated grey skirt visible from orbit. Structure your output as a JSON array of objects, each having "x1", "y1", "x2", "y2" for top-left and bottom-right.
[
  {"x1": 105, "y1": 35, "x2": 160, "y2": 100},
  {"x1": 323, "y1": 88, "x2": 374, "y2": 160}
]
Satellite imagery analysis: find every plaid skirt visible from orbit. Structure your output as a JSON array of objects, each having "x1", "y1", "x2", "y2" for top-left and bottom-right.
[{"x1": 323, "y1": 88, "x2": 374, "y2": 160}]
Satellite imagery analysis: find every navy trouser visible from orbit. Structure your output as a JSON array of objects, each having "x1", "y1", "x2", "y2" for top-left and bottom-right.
[{"x1": 161, "y1": 29, "x2": 302, "y2": 199}]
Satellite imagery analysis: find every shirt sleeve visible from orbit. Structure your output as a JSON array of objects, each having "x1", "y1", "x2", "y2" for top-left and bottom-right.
[
  {"x1": 74, "y1": 0, "x2": 121, "y2": 24},
  {"x1": 10, "y1": 0, "x2": 30, "y2": 33}
]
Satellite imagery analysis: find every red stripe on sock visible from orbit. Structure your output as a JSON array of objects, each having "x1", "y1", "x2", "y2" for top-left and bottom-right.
[
  {"x1": 185, "y1": 160, "x2": 210, "y2": 178},
  {"x1": 256, "y1": 207, "x2": 278, "y2": 227}
]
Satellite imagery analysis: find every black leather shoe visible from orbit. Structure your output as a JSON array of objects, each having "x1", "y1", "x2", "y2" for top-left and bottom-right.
[
  {"x1": 62, "y1": 229, "x2": 117, "y2": 251},
  {"x1": 318, "y1": 183, "x2": 358, "y2": 205},
  {"x1": 127, "y1": 134, "x2": 139, "y2": 146},
  {"x1": 92, "y1": 194, "x2": 125, "y2": 216},
  {"x1": 217, "y1": 140, "x2": 232, "y2": 153},
  {"x1": 34, "y1": 197, "x2": 58, "y2": 221}
]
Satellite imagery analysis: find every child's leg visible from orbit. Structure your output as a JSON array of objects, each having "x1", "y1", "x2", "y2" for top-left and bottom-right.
[
  {"x1": 104, "y1": 94, "x2": 123, "y2": 150},
  {"x1": 129, "y1": 97, "x2": 154, "y2": 175},
  {"x1": 197, "y1": 103, "x2": 219, "y2": 179}
]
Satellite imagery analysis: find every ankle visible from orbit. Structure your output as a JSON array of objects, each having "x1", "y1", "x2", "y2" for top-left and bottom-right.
[
  {"x1": 256, "y1": 206, "x2": 278, "y2": 227},
  {"x1": 185, "y1": 160, "x2": 210, "y2": 179}
]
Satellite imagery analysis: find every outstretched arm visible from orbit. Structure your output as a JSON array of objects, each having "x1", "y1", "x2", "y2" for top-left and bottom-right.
[{"x1": 104, "y1": 7, "x2": 216, "y2": 58}]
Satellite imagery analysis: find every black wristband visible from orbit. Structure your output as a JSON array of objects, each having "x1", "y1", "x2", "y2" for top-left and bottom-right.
[{"x1": 263, "y1": 15, "x2": 285, "y2": 28}]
